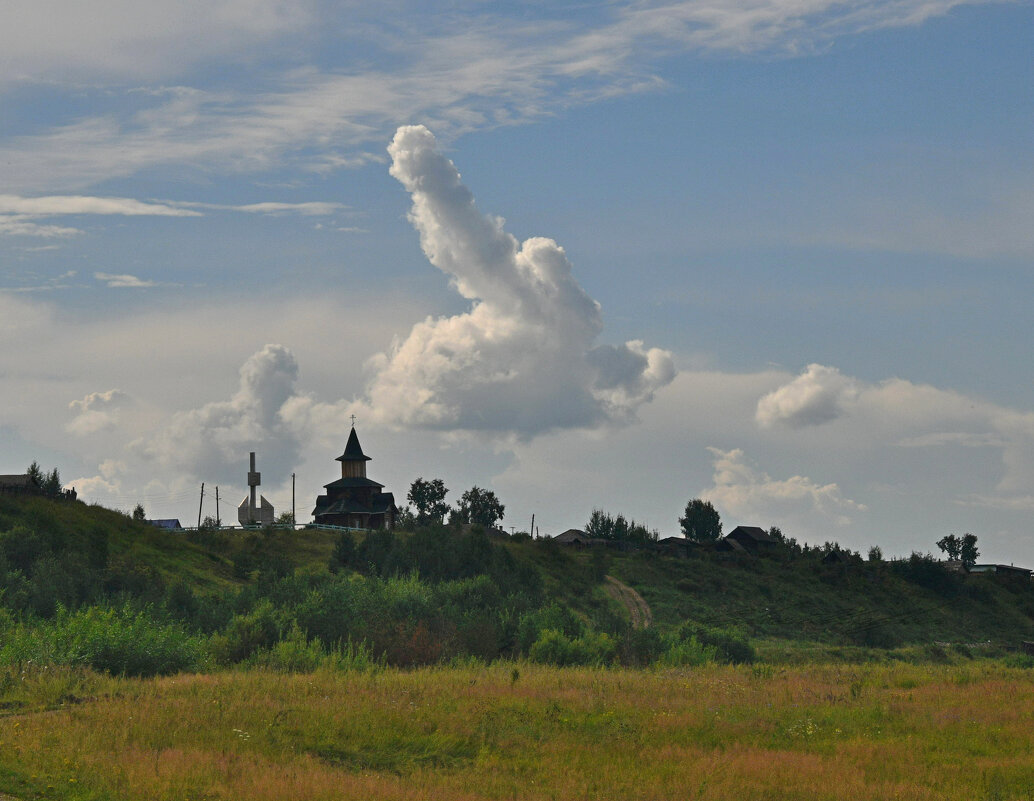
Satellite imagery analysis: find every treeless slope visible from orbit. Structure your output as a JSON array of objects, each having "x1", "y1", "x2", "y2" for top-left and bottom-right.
[{"x1": 604, "y1": 575, "x2": 652, "y2": 629}]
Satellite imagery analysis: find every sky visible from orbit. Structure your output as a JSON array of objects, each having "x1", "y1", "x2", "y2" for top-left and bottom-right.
[{"x1": 1, "y1": 0, "x2": 1032, "y2": 563}]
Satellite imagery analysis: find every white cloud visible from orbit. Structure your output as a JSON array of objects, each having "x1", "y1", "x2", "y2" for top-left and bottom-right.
[
  {"x1": 93, "y1": 272, "x2": 157, "y2": 288},
  {"x1": 0, "y1": 195, "x2": 201, "y2": 217},
  {"x1": 67, "y1": 389, "x2": 129, "y2": 436},
  {"x1": 0, "y1": 0, "x2": 313, "y2": 83},
  {"x1": 0, "y1": 216, "x2": 81, "y2": 238},
  {"x1": 134, "y1": 344, "x2": 351, "y2": 486},
  {"x1": 757, "y1": 363, "x2": 1034, "y2": 510},
  {"x1": 169, "y1": 200, "x2": 348, "y2": 216},
  {"x1": 756, "y1": 363, "x2": 859, "y2": 428},
  {"x1": 358, "y1": 125, "x2": 675, "y2": 436},
  {"x1": 704, "y1": 446, "x2": 867, "y2": 528},
  {"x1": 0, "y1": 194, "x2": 343, "y2": 238},
  {"x1": 0, "y1": 0, "x2": 998, "y2": 191}
]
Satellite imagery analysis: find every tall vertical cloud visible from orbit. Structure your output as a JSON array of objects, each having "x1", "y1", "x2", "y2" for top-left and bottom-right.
[
  {"x1": 136, "y1": 344, "x2": 309, "y2": 483},
  {"x1": 362, "y1": 125, "x2": 675, "y2": 436}
]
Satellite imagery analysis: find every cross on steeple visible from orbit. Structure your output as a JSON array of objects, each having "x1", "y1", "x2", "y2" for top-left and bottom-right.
[{"x1": 350, "y1": 414, "x2": 358, "y2": 428}]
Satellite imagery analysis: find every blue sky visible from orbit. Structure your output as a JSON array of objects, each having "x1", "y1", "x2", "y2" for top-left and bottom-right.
[{"x1": 2, "y1": 0, "x2": 1032, "y2": 562}]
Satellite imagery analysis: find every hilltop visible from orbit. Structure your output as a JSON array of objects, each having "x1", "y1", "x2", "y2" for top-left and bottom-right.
[{"x1": 1, "y1": 493, "x2": 1033, "y2": 675}]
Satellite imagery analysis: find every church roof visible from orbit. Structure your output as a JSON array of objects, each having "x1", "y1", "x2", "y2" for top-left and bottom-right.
[
  {"x1": 335, "y1": 427, "x2": 371, "y2": 462},
  {"x1": 323, "y1": 476, "x2": 385, "y2": 490},
  {"x1": 313, "y1": 491, "x2": 396, "y2": 518}
]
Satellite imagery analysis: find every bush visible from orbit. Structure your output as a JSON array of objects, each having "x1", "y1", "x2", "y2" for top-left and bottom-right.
[
  {"x1": 0, "y1": 605, "x2": 207, "y2": 676},
  {"x1": 528, "y1": 629, "x2": 617, "y2": 666},
  {"x1": 248, "y1": 624, "x2": 326, "y2": 672},
  {"x1": 659, "y1": 635, "x2": 717, "y2": 667},
  {"x1": 675, "y1": 623, "x2": 755, "y2": 664},
  {"x1": 210, "y1": 600, "x2": 282, "y2": 664}
]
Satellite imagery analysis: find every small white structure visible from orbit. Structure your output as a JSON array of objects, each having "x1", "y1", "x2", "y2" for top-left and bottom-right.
[{"x1": 238, "y1": 451, "x2": 275, "y2": 526}]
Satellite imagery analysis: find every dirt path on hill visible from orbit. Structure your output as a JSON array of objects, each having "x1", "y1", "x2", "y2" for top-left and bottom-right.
[{"x1": 604, "y1": 576, "x2": 652, "y2": 629}]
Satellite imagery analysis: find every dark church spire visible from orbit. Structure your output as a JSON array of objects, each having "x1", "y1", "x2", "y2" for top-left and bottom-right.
[{"x1": 336, "y1": 426, "x2": 372, "y2": 463}]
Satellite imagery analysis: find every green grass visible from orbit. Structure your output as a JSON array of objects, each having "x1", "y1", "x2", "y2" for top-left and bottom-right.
[
  {"x1": 4, "y1": 493, "x2": 1034, "y2": 660},
  {"x1": 3, "y1": 661, "x2": 1034, "y2": 800},
  {"x1": 522, "y1": 541, "x2": 1034, "y2": 648}
]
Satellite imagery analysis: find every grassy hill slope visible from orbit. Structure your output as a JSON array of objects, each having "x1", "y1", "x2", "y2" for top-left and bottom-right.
[{"x1": 2, "y1": 494, "x2": 1034, "y2": 664}]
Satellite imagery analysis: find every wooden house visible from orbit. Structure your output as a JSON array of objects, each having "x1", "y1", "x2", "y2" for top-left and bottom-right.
[
  {"x1": 655, "y1": 536, "x2": 697, "y2": 558},
  {"x1": 553, "y1": 529, "x2": 606, "y2": 548},
  {"x1": 723, "y1": 525, "x2": 779, "y2": 554}
]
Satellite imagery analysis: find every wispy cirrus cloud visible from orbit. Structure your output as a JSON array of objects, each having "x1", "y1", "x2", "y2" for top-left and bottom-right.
[
  {"x1": 93, "y1": 272, "x2": 158, "y2": 288},
  {"x1": 0, "y1": 194, "x2": 201, "y2": 217},
  {"x1": 0, "y1": 193, "x2": 346, "y2": 238},
  {"x1": 0, "y1": 0, "x2": 997, "y2": 191}
]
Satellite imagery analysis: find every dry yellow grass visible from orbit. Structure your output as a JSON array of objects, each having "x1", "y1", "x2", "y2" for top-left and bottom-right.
[{"x1": 2, "y1": 661, "x2": 1034, "y2": 800}]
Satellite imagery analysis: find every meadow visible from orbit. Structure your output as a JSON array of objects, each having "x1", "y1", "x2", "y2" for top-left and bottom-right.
[
  {"x1": 4, "y1": 494, "x2": 1034, "y2": 799},
  {"x1": 2, "y1": 659, "x2": 1034, "y2": 800}
]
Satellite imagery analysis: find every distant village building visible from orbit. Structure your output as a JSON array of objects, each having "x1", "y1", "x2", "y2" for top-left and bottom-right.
[
  {"x1": 312, "y1": 427, "x2": 396, "y2": 529},
  {"x1": 655, "y1": 536, "x2": 697, "y2": 558},
  {"x1": 0, "y1": 472, "x2": 76, "y2": 500},
  {"x1": 553, "y1": 528, "x2": 603, "y2": 548},
  {"x1": 238, "y1": 451, "x2": 275, "y2": 526},
  {"x1": 146, "y1": 519, "x2": 183, "y2": 530},
  {"x1": 723, "y1": 526, "x2": 779, "y2": 555},
  {"x1": 969, "y1": 564, "x2": 1033, "y2": 580},
  {"x1": 0, "y1": 474, "x2": 34, "y2": 492}
]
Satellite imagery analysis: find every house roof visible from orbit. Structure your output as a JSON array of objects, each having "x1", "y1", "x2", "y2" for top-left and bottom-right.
[
  {"x1": 727, "y1": 525, "x2": 778, "y2": 543},
  {"x1": 657, "y1": 536, "x2": 691, "y2": 544},
  {"x1": 146, "y1": 519, "x2": 183, "y2": 530},
  {"x1": 335, "y1": 427, "x2": 371, "y2": 462},
  {"x1": 554, "y1": 528, "x2": 608, "y2": 545},
  {"x1": 716, "y1": 536, "x2": 748, "y2": 553},
  {"x1": 971, "y1": 563, "x2": 1032, "y2": 576}
]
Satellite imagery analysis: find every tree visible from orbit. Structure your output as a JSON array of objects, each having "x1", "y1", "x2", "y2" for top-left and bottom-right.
[
  {"x1": 679, "y1": 499, "x2": 722, "y2": 543},
  {"x1": 585, "y1": 509, "x2": 611, "y2": 539},
  {"x1": 26, "y1": 461, "x2": 44, "y2": 488},
  {"x1": 959, "y1": 533, "x2": 979, "y2": 567},
  {"x1": 275, "y1": 511, "x2": 295, "y2": 527},
  {"x1": 936, "y1": 533, "x2": 979, "y2": 567},
  {"x1": 328, "y1": 531, "x2": 356, "y2": 573},
  {"x1": 453, "y1": 486, "x2": 505, "y2": 527},
  {"x1": 407, "y1": 478, "x2": 450, "y2": 525},
  {"x1": 936, "y1": 534, "x2": 962, "y2": 560},
  {"x1": 132, "y1": 504, "x2": 146, "y2": 521},
  {"x1": 43, "y1": 468, "x2": 61, "y2": 495},
  {"x1": 584, "y1": 509, "x2": 657, "y2": 544},
  {"x1": 867, "y1": 545, "x2": 883, "y2": 563}
]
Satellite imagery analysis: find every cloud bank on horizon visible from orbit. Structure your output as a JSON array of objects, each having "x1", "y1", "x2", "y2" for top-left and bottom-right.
[{"x1": 361, "y1": 125, "x2": 675, "y2": 436}]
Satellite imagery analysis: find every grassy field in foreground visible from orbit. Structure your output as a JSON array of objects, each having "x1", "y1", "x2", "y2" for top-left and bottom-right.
[{"x1": 2, "y1": 662, "x2": 1034, "y2": 800}]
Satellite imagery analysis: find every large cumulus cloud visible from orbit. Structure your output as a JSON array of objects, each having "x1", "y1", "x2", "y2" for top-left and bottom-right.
[{"x1": 362, "y1": 125, "x2": 675, "y2": 436}]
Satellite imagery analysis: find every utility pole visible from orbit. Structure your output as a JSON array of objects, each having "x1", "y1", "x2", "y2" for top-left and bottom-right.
[
  {"x1": 215, "y1": 486, "x2": 220, "y2": 527},
  {"x1": 530, "y1": 513, "x2": 535, "y2": 540},
  {"x1": 292, "y1": 472, "x2": 296, "y2": 528},
  {"x1": 197, "y1": 482, "x2": 205, "y2": 529}
]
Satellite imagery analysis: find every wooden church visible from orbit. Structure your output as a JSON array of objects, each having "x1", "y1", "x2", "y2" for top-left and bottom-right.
[{"x1": 311, "y1": 427, "x2": 396, "y2": 529}]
